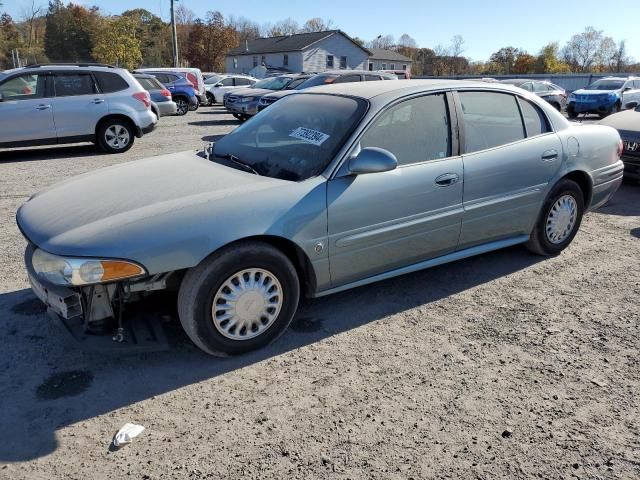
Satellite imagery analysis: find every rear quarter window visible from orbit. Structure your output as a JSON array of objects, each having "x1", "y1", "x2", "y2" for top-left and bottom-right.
[
  {"x1": 94, "y1": 72, "x2": 129, "y2": 93},
  {"x1": 518, "y1": 99, "x2": 551, "y2": 137}
]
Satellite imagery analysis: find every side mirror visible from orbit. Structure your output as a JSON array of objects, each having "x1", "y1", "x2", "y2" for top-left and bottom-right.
[
  {"x1": 348, "y1": 147, "x2": 398, "y2": 175},
  {"x1": 625, "y1": 101, "x2": 639, "y2": 109},
  {"x1": 214, "y1": 83, "x2": 223, "y2": 88},
  {"x1": 624, "y1": 86, "x2": 632, "y2": 92}
]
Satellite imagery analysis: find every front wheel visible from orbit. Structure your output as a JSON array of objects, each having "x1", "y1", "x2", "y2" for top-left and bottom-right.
[
  {"x1": 206, "y1": 92, "x2": 215, "y2": 105},
  {"x1": 567, "y1": 107, "x2": 578, "y2": 119},
  {"x1": 526, "y1": 179, "x2": 584, "y2": 256},
  {"x1": 96, "y1": 119, "x2": 135, "y2": 153},
  {"x1": 177, "y1": 241, "x2": 300, "y2": 356}
]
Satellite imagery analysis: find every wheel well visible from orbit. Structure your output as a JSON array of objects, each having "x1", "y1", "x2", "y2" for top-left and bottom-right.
[
  {"x1": 223, "y1": 235, "x2": 317, "y2": 296},
  {"x1": 563, "y1": 170, "x2": 592, "y2": 208},
  {"x1": 96, "y1": 114, "x2": 137, "y2": 138}
]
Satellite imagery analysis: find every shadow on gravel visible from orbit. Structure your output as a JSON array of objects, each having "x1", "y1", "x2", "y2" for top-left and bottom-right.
[
  {"x1": 0, "y1": 245, "x2": 543, "y2": 462},
  {"x1": 0, "y1": 144, "x2": 102, "y2": 164},
  {"x1": 595, "y1": 183, "x2": 640, "y2": 217}
]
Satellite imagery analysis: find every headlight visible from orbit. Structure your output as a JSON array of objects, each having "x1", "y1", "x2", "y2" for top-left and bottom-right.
[
  {"x1": 568, "y1": 93, "x2": 576, "y2": 101},
  {"x1": 31, "y1": 248, "x2": 146, "y2": 286}
]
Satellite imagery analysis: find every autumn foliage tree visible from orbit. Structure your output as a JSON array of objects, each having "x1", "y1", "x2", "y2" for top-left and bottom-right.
[
  {"x1": 92, "y1": 16, "x2": 142, "y2": 69},
  {"x1": 185, "y1": 11, "x2": 236, "y2": 71}
]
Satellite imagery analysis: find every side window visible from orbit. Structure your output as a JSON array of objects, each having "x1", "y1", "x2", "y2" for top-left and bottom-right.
[
  {"x1": 334, "y1": 75, "x2": 361, "y2": 84},
  {"x1": 518, "y1": 98, "x2": 551, "y2": 137},
  {"x1": 364, "y1": 74, "x2": 382, "y2": 81},
  {"x1": 360, "y1": 94, "x2": 451, "y2": 165},
  {"x1": 235, "y1": 77, "x2": 252, "y2": 86},
  {"x1": 153, "y1": 74, "x2": 169, "y2": 83},
  {"x1": 94, "y1": 71, "x2": 129, "y2": 93},
  {"x1": 0, "y1": 73, "x2": 44, "y2": 100},
  {"x1": 532, "y1": 82, "x2": 548, "y2": 93},
  {"x1": 54, "y1": 73, "x2": 96, "y2": 97},
  {"x1": 220, "y1": 78, "x2": 234, "y2": 86},
  {"x1": 458, "y1": 91, "x2": 525, "y2": 153},
  {"x1": 519, "y1": 82, "x2": 533, "y2": 92}
]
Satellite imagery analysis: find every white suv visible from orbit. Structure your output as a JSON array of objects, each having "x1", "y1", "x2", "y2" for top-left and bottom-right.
[
  {"x1": 204, "y1": 74, "x2": 256, "y2": 104},
  {"x1": 0, "y1": 63, "x2": 157, "y2": 153}
]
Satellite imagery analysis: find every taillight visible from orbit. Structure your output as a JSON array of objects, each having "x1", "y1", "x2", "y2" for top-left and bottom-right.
[
  {"x1": 186, "y1": 72, "x2": 198, "y2": 90},
  {"x1": 133, "y1": 91, "x2": 151, "y2": 108},
  {"x1": 161, "y1": 89, "x2": 171, "y2": 98},
  {"x1": 616, "y1": 138, "x2": 623, "y2": 158}
]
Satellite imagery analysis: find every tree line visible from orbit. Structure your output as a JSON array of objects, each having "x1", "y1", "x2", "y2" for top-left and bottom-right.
[{"x1": 1, "y1": 2, "x2": 637, "y2": 75}]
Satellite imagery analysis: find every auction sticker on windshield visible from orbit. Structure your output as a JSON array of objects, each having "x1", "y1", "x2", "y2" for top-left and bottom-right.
[{"x1": 289, "y1": 127, "x2": 329, "y2": 146}]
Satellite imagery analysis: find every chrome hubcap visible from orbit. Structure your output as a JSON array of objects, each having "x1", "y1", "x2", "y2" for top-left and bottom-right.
[
  {"x1": 105, "y1": 125, "x2": 130, "y2": 149},
  {"x1": 546, "y1": 195, "x2": 577, "y2": 244},
  {"x1": 212, "y1": 268, "x2": 283, "y2": 340}
]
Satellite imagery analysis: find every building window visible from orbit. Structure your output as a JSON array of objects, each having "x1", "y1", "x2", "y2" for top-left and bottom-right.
[
  {"x1": 261, "y1": 55, "x2": 266, "y2": 66},
  {"x1": 368, "y1": 63, "x2": 374, "y2": 71},
  {"x1": 283, "y1": 54, "x2": 288, "y2": 66},
  {"x1": 402, "y1": 64, "x2": 407, "y2": 71},
  {"x1": 252, "y1": 56, "x2": 258, "y2": 68},
  {"x1": 233, "y1": 58, "x2": 238, "y2": 70},
  {"x1": 390, "y1": 63, "x2": 395, "y2": 70},
  {"x1": 381, "y1": 63, "x2": 386, "y2": 70},
  {"x1": 340, "y1": 56, "x2": 347, "y2": 69},
  {"x1": 326, "y1": 55, "x2": 334, "y2": 68}
]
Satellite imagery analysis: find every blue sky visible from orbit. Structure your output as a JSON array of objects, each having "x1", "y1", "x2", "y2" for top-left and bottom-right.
[{"x1": 6, "y1": 0, "x2": 639, "y2": 61}]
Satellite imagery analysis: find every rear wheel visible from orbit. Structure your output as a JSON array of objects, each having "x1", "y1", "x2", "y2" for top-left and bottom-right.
[
  {"x1": 599, "y1": 101, "x2": 621, "y2": 118},
  {"x1": 174, "y1": 96, "x2": 189, "y2": 116},
  {"x1": 96, "y1": 118, "x2": 135, "y2": 154},
  {"x1": 526, "y1": 179, "x2": 584, "y2": 256},
  {"x1": 206, "y1": 92, "x2": 215, "y2": 105},
  {"x1": 189, "y1": 100, "x2": 199, "y2": 112},
  {"x1": 177, "y1": 241, "x2": 300, "y2": 356}
]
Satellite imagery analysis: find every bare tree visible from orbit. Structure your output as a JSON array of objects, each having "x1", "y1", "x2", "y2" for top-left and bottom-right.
[
  {"x1": 266, "y1": 17, "x2": 299, "y2": 37},
  {"x1": 226, "y1": 15, "x2": 261, "y2": 43},
  {"x1": 300, "y1": 17, "x2": 334, "y2": 33},
  {"x1": 20, "y1": 0, "x2": 43, "y2": 49},
  {"x1": 397, "y1": 33, "x2": 417, "y2": 48},
  {"x1": 610, "y1": 40, "x2": 631, "y2": 73},
  {"x1": 368, "y1": 34, "x2": 395, "y2": 49},
  {"x1": 450, "y1": 35, "x2": 465, "y2": 58},
  {"x1": 562, "y1": 26, "x2": 604, "y2": 72}
]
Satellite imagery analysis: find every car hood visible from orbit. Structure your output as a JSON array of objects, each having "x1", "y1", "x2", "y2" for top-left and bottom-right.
[
  {"x1": 231, "y1": 88, "x2": 274, "y2": 98},
  {"x1": 17, "y1": 151, "x2": 327, "y2": 273},
  {"x1": 572, "y1": 88, "x2": 619, "y2": 96},
  {"x1": 598, "y1": 109, "x2": 640, "y2": 131},
  {"x1": 263, "y1": 90, "x2": 298, "y2": 100}
]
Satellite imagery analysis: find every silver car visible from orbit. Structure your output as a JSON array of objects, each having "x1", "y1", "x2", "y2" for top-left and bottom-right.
[
  {"x1": 0, "y1": 64, "x2": 157, "y2": 153},
  {"x1": 17, "y1": 80, "x2": 624, "y2": 356}
]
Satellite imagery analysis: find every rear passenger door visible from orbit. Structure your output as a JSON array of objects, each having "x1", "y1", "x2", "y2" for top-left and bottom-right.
[
  {"x1": 51, "y1": 71, "x2": 108, "y2": 139},
  {"x1": 456, "y1": 90, "x2": 563, "y2": 249}
]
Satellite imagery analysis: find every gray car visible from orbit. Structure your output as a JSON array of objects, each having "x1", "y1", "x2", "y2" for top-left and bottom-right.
[
  {"x1": 17, "y1": 80, "x2": 624, "y2": 356},
  {"x1": 599, "y1": 100, "x2": 640, "y2": 181},
  {"x1": 0, "y1": 64, "x2": 157, "y2": 153}
]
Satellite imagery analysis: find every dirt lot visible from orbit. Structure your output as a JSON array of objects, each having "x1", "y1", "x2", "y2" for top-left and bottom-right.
[{"x1": 0, "y1": 107, "x2": 639, "y2": 479}]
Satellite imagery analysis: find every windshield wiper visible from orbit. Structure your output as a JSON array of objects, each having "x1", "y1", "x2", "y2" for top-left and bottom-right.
[{"x1": 215, "y1": 153, "x2": 260, "y2": 175}]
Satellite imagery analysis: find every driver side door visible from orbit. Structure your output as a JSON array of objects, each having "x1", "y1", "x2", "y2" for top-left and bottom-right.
[{"x1": 327, "y1": 93, "x2": 464, "y2": 286}]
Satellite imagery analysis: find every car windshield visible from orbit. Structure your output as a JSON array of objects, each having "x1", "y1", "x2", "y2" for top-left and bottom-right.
[
  {"x1": 586, "y1": 80, "x2": 624, "y2": 90},
  {"x1": 213, "y1": 94, "x2": 368, "y2": 181},
  {"x1": 293, "y1": 74, "x2": 340, "y2": 89},
  {"x1": 251, "y1": 76, "x2": 294, "y2": 90},
  {"x1": 205, "y1": 75, "x2": 222, "y2": 84}
]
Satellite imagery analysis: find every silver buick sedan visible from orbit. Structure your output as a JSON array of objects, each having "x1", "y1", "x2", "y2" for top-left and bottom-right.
[{"x1": 17, "y1": 80, "x2": 624, "y2": 356}]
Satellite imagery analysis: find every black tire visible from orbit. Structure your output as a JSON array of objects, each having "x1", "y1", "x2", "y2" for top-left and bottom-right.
[
  {"x1": 567, "y1": 107, "x2": 578, "y2": 119},
  {"x1": 174, "y1": 96, "x2": 189, "y2": 116},
  {"x1": 526, "y1": 179, "x2": 584, "y2": 256},
  {"x1": 177, "y1": 241, "x2": 300, "y2": 357},
  {"x1": 599, "y1": 101, "x2": 621, "y2": 119},
  {"x1": 151, "y1": 107, "x2": 159, "y2": 119},
  {"x1": 206, "y1": 92, "x2": 215, "y2": 105},
  {"x1": 189, "y1": 101, "x2": 199, "y2": 112},
  {"x1": 552, "y1": 102, "x2": 562, "y2": 112},
  {"x1": 232, "y1": 113, "x2": 242, "y2": 120},
  {"x1": 96, "y1": 118, "x2": 135, "y2": 154}
]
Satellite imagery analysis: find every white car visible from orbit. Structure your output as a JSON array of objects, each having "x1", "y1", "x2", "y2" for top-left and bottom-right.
[{"x1": 205, "y1": 75, "x2": 256, "y2": 104}]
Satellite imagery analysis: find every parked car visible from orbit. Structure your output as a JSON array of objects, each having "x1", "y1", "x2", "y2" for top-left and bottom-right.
[
  {"x1": 133, "y1": 73, "x2": 177, "y2": 118},
  {"x1": 257, "y1": 70, "x2": 396, "y2": 112},
  {"x1": 379, "y1": 69, "x2": 411, "y2": 79},
  {"x1": 599, "y1": 100, "x2": 640, "y2": 181},
  {"x1": 500, "y1": 79, "x2": 567, "y2": 111},
  {"x1": 135, "y1": 70, "x2": 198, "y2": 116},
  {"x1": 567, "y1": 76, "x2": 640, "y2": 119},
  {"x1": 223, "y1": 74, "x2": 311, "y2": 120},
  {"x1": 136, "y1": 67, "x2": 206, "y2": 106},
  {"x1": 205, "y1": 74, "x2": 256, "y2": 105},
  {"x1": 17, "y1": 80, "x2": 624, "y2": 356},
  {"x1": 0, "y1": 63, "x2": 156, "y2": 153}
]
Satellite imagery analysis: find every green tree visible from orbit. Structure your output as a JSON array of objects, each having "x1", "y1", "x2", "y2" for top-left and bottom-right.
[
  {"x1": 488, "y1": 46, "x2": 522, "y2": 74},
  {"x1": 44, "y1": 1, "x2": 100, "y2": 62},
  {"x1": 536, "y1": 42, "x2": 570, "y2": 73},
  {"x1": 92, "y1": 16, "x2": 142, "y2": 69},
  {"x1": 121, "y1": 8, "x2": 171, "y2": 66}
]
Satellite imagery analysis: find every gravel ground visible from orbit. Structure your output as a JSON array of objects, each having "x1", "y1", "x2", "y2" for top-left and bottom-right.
[{"x1": 0, "y1": 108, "x2": 638, "y2": 479}]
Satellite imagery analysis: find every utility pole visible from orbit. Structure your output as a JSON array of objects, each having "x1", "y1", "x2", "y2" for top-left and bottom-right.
[{"x1": 170, "y1": 0, "x2": 179, "y2": 67}]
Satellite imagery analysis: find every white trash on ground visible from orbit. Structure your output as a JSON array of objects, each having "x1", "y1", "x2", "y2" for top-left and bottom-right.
[{"x1": 113, "y1": 423, "x2": 145, "y2": 447}]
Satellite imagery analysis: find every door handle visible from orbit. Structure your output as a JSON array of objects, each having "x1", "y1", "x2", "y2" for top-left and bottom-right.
[
  {"x1": 541, "y1": 149, "x2": 558, "y2": 161},
  {"x1": 35, "y1": 104, "x2": 51, "y2": 110},
  {"x1": 93, "y1": 98, "x2": 105, "y2": 104},
  {"x1": 435, "y1": 173, "x2": 459, "y2": 186}
]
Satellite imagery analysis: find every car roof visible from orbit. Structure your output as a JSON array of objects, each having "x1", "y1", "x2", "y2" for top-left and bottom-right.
[
  {"x1": 133, "y1": 73, "x2": 154, "y2": 79},
  {"x1": 302, "y1": 79, "x2": 519, "y2": 100},
  {"x1": 5, "y1": 65, "x2": 128, "y2": 74}
]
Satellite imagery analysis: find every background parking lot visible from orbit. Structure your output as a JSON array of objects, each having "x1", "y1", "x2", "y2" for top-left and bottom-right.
[{"x1": 1, "y1": 107, "x2": 639, "y2": 478}]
